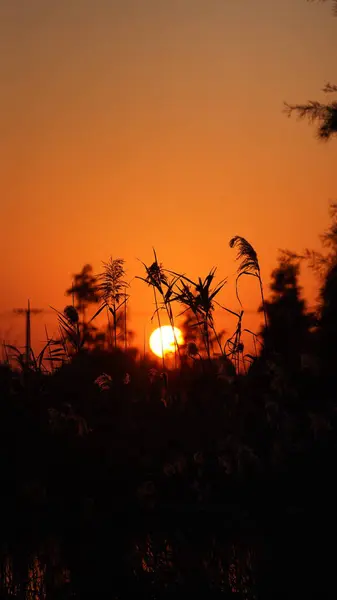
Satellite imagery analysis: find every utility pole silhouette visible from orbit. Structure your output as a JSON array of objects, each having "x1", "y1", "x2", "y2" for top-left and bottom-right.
[{"x1": 13, "y1": 300, "x2": 44, "y2": 365}]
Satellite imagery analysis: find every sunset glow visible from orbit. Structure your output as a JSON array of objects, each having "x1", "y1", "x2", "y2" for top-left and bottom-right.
[
  {"x1": 149, "y1": 326, "x2": 184, "y2": 358},
  {"x1": 0, "y1": 0, "x2": 336, "y2": 351}
]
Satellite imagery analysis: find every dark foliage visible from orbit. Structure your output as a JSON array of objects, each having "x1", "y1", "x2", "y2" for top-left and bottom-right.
[
  {"x1": 285, "y1": 2, "x2": 337, "y2": 139},
  {"x1": 2, "y1": 231, "x2": 337, "y2": 597}
]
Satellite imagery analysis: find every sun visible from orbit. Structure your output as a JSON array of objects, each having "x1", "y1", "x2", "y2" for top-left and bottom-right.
[{"x1": 149, "y1": 326, "x2": 184, "y2": 358}]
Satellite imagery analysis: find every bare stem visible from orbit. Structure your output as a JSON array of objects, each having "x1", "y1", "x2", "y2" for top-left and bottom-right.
[
  {"x1": 258, "y1": 275, "x2": 268, "y2": 331},
  {"x1": 154, "y1": 288, "x2": 165, "y2": 371}
]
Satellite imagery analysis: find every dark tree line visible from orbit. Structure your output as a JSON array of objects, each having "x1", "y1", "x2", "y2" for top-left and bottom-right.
[{"x1": 1, "y1": 207, "x2": 337, "y2": 597}]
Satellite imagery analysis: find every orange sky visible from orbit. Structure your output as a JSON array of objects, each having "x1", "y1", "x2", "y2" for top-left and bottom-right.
[{"x1": 1, "y1": 0, "x2": 337, "y2": 352}]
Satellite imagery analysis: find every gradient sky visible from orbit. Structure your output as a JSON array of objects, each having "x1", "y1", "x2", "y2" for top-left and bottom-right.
[{"x1": 1, "y1": 0, "x2": 337, "y2": 350}]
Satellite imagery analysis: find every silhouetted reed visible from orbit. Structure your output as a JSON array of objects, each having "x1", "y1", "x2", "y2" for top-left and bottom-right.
[
  {"x1": 229, "y1": 236, "x2": 268, "y2": 332},
  {"x1": 90, "y1": 257, "x2": 129, "y2": 350}
]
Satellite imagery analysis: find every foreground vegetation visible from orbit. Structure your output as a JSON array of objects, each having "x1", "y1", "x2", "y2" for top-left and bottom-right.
[{"x1": 1, "y1": 211, "x2": 337, "y2": 598}]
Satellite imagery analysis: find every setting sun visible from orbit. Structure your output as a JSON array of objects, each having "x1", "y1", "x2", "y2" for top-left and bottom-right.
[{"x1": 149, "y1": 326, "x2": 184, "y2": 358}]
